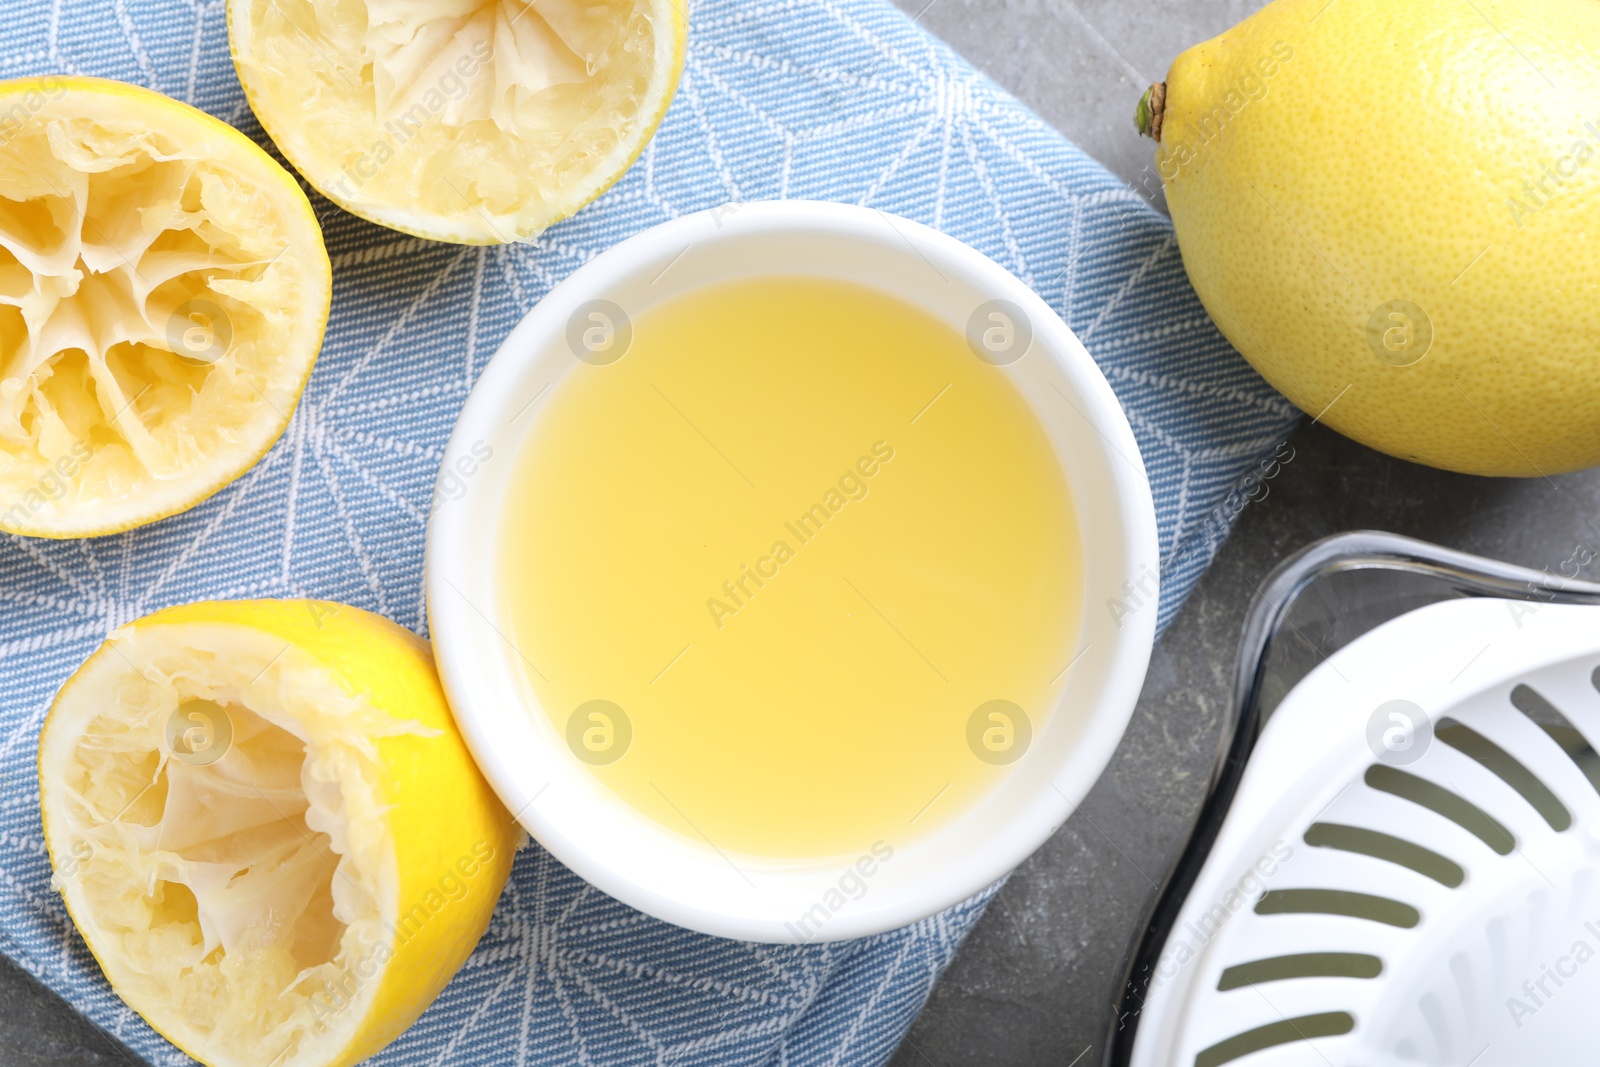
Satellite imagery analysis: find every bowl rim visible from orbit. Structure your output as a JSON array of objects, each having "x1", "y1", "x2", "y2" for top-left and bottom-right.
[{"x1": 426, "y1": 199, "x2": 1159, "y2": 942}]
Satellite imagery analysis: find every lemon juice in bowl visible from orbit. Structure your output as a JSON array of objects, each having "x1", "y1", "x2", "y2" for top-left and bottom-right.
[
  {"x1": 499, "y1": 274, "x2": 1083, "y2": 859},
  {"x1": 428, "y1": 200, "x2": 1159, "y2": 941}
]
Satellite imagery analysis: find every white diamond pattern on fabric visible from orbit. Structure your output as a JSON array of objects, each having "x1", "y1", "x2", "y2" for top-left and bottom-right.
[{"x1": 0, "y1": 0, "x2": 1300, "y2": 1064}]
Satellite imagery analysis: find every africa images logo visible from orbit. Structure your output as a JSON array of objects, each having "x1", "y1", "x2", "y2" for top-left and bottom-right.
[
  {"x1": 1157, "y1": 41, "x2": 1294, "y2": 180},
  {"x1": 1505, "y1": 117, "x2": 1600, "y2": 229},
  {"x1": 704, "y1": 441, "x2": 895, "y2": 630}
]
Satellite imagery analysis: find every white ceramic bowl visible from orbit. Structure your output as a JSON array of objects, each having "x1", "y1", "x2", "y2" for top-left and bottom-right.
[{"x1": 426, "y1": 200, "x2": 1158, "y2": 943}]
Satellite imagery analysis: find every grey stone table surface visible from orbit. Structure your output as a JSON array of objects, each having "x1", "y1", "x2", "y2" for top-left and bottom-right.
[{"x1": 8, "y1": 2, "x2": 1600, "y2": 1065}]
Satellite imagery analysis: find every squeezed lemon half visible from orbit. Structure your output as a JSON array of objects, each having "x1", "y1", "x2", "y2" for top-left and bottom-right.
[
  {"x1": 0, "y1": 77, "x2": 330, "y2": 538},
  {"x1": 227, "y1": 0, "x2": 687, "y2": 244},
  {"x1": 38, "y1": 600, "x2": 519, "y2": 1067}
]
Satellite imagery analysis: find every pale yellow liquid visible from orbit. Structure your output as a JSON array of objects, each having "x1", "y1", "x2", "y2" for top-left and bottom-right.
[{"x1": 500, "y1": 276, "x2": 1081, "y2": 859}]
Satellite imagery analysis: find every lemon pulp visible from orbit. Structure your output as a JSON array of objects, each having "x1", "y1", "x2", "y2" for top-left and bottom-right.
[
  {"x1": 0, "y1": 78, "x2": 329, "y2": 537},
  {"x1": 39, "y1": 601, "x2": 518, "y2": 1067},
  {"x1": 501, "y1": 277, "x2": 1083, "y2": 859},
  {"x1": 228, "y1": 0, "x2": 685, "y2": 243}
]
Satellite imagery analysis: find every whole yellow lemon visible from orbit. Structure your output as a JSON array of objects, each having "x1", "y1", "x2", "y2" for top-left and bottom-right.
[{"x1": 1142, "y1": 0, "x2": 1600, "y2": 476}]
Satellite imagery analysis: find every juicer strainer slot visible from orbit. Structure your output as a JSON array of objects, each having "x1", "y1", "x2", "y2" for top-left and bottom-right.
[
  {"x1": 1434, "y1": 717, "x2": 1570, "y2": 830},
  {"x1": 1510, "y1": 683, "x2": 1600, "y2": 795},
  {"x1": 1301, "y1": 823, "x2": 1463, "y2": 887},
  {"x1": 1363, "y1": 766, "x2": 1513, "y2": 856},
  {"x1": 1215, "y1": 952, "x2": 1383, "y2": 992}
]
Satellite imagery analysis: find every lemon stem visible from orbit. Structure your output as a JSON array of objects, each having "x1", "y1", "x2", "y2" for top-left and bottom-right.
[{"x1": 1136, "y1": 83, "x2": 1167, "y2": 142}]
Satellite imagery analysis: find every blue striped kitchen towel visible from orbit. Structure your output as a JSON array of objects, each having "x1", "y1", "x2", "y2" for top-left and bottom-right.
[{"x1": 0, "y1": 0, "x2": 1300, "y2": 1063}]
